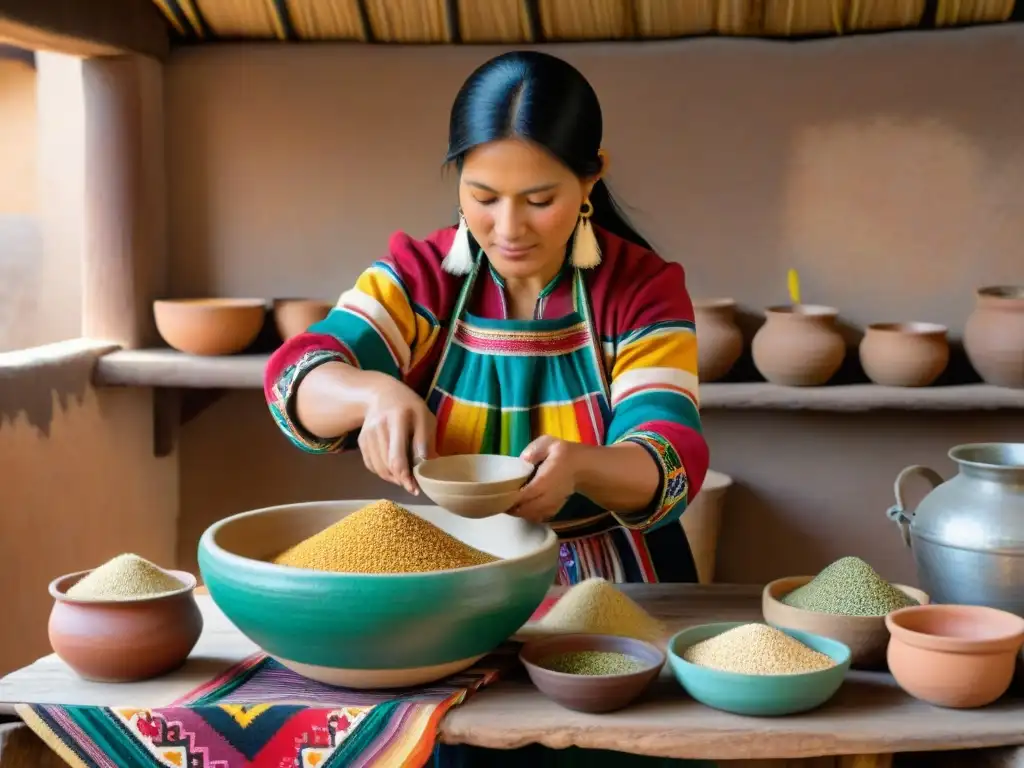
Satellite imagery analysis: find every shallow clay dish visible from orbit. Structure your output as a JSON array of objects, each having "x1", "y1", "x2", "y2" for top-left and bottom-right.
[
  {"x1": 48, "y1": 569, "x2": 203, "y2": 683},
  {"x1": 414, "y1": 454, "x2": 534, "y2": 500},
  {"x1": 667, "y1": 622, "x2": 851, "y2": 717},
  {"x1": 763, "y1": 575, "x2": 929, "y2": 669},
  {"x1": 199, "y1": 500, "x2": 558, "y2": 688},
  {"x1": 273, "y1": 298, "x2": 334, "y2": 341},
  {"x1": 154, "y1": 298, "x2": 266, "y2": 356},
  {"x1": 886, "y1": 604, "x2": 1024, "y2": 708},
  {"x1": 430, "y1": 489, "x2": 521, "y2": 519},
  {"x1": 520, "y1": 634, "x2": 665, "y2": 713}
]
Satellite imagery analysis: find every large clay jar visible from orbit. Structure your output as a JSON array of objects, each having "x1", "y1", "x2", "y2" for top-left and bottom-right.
[
  {"x1": 964, "y1": 286, "x2": 1024, "y2": 389},
  {"x1": 752, "y1": 305, "x2": 846, "y2": 386},
  {"x1": 859, "y1": 322, "x2": 949, "y2": 388},
  {"x1": 693, "y1": 299, "x2": 743, "y2": 382}
]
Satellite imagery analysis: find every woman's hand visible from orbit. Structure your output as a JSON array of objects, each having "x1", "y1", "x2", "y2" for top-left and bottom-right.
[
  {"x1": 511, "y1": 436, "x2": 584, "y2": 523},
  {"x1": 358, "y1": 378, "x2": 437, "y2": 495}
]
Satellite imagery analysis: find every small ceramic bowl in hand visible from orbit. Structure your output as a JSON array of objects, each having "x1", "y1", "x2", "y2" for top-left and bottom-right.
[
  {"x1": 415, "y1": 454, "x2": 534, "y2": 512},
  {"x1": 48, "y1": 569, "x2": 204, "y2": 683},
  {"x1": 667, "y1": 622, "x2": 851, "y2": 717},
  {"x1": 885, "y1": 604, "x2": 1024, "y2": 708},
  {"x1": 520, "y1": 634, "x2": 666, "y2": 713},
  {"x1": 430, "y1": 489, "x2": 522, "y2": 519},
  {"x1": 762, "y1": 575, "x2": 929, "y2": 670}
]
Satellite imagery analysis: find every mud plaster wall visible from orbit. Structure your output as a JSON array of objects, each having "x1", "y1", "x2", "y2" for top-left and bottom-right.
[
  {"x1": 166, "y1": 27, "x2": 1024, "y2": 582},
  {"x1": 0, "y1": 52, "x2": 175, "y2": 676}
]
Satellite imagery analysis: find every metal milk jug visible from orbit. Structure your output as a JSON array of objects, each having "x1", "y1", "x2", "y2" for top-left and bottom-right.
[{"x1": 887, "y1": 443, "x2": 1024, "y2": 617}]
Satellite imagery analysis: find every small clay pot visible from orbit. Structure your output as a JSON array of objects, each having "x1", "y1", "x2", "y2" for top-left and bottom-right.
[
  {"x1": 859, "y1": 322, "x2": 950, "y2": 388},
  {"x1": 752, "y1": 305, "x2": 846, "y2": 386},
  {"x1": 414, "y1": 454, "x2": 534, "y2": 498},
  {"x1": 762, "y1": 575, "x2": 929, "y2": 670},
  {"x1": 964, "y1": 286, "x2": 1024, "y2": 389},
  {"x1": 48, "y1": 568, "x2": 204, "y2": 683},
  {"x1": 886, "y1": 604, "x2": 1024, "y2": 708},
  {"x1": 273, "y1": 298, "x2": 334, "y2": 341},
  {"x1": 693, "y1": 299, "x2": 744, "y2": 382},
  {"x1": 520, "y1": 633, "x2": 665, "y2": 713},
  {"x1": 154, "y1": 298, "x2": 266, "y2": 356}
]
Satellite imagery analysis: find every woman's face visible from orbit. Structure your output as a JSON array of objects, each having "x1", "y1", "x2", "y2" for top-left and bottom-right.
[{"x1": 459, "y1": 138, "x2": 596, "y2": 282}]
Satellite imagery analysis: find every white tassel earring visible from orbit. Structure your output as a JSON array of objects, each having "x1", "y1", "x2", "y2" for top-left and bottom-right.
[
  {"x1": 569, "y1": 198, "x2": 602, "y2": 269},
  {"x1": 441, "y1": 210, "x2": 475, "y2": 276}
]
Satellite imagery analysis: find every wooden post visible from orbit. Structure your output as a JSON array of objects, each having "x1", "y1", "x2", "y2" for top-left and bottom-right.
[{"x1": 80, "y1": 54, "x2": 167, "y2": 349}]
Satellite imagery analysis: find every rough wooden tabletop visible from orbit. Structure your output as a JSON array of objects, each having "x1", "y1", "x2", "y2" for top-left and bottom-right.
[{"x1": 2, "y1": 585, "x2": 1023, "y2": 761}]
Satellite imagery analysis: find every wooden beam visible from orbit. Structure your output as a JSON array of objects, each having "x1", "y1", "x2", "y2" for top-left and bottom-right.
[
  {"x1": 81, "y1": 54, "x2": 169, "y2": 348},
  {"x1": 0, "y1": 0, "x2": 169, "y2": 59}
]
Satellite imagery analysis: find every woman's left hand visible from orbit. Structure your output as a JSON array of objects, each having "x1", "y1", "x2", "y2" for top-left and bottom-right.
[{"x1": 510, "y1": 436, "x2": 583, "y2": 523}]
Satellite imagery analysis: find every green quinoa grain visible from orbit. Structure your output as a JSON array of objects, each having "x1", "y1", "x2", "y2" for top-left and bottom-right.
[
  {"x1": 781, "y1": 556, "x2": 918, "y2": 616},
  {"x1": 541, "y1": 650, "x2": 648, "y2": 676}
]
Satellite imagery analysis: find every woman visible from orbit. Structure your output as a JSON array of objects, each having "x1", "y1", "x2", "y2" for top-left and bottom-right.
[{"x1": 265, "y1": 50, "x2": 709, "y2": 766}]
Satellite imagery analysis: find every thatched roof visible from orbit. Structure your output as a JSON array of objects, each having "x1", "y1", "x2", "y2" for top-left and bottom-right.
[
  {"x1": 0, "y1": 0, "x2": 1019, "y2": 59},
  {"x1": 152, "y1": 0, "x2": 1019, "y2": 44}
]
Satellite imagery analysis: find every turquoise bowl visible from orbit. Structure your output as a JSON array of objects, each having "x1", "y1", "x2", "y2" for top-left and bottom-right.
[
  {"x1": 198, "y1": 500, "x2": 559, "y2": 688},
  {"x1": 667, "y1": 621, "x2": 851, "y2": 716}
]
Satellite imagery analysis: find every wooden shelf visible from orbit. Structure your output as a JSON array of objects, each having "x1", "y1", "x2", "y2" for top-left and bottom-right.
[
  {"x1": 93, "y1": 349, "x2": 266, "y2": 388},
  {"x1": 92, "y1": 349, "x2": 1024, "y2": 412}
]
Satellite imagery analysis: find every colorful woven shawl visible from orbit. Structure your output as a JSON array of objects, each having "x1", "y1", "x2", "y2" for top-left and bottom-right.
[{"x1": 15, "y1": 645, "x2": 519, "y2": 768}]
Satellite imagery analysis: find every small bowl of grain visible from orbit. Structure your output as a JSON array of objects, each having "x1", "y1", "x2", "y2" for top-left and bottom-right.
[
  {"x1": 48, "y1": 554, "x2": 203, "y2": 683},
  {"x1": 762, "y1": 556, "x2": 927, "y2": 670},
  {"x1": 667, "y1": 621, "x2": 851, "y2": 717},
  {"x1": 520, "y1": 633, "x2": 665, "y2": 713}
]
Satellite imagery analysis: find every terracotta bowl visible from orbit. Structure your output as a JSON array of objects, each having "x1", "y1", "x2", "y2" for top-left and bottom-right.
[
  {"x1": 859, "y1": 322, "x2": 950, "y2": 388},
  {"x1": 48, "y1": 569, "x2": 203, "y2": 683},
  {"x1": 429, "y1": 489, "x2": 522, "y2": 519},
  {"x1": 153, "y1": 298, "x2": 266, "y2": 356},
  {"x1": 886, "y1": 604, "x2": 1024, "y2": 708},
  {"x1": 273, "y1": 298, "x2": 334, "y2": 341},
  {"x1": 520, "y1": 634, "x2": 665, "y2": 713},
  {"x1": 763, "y1": 576, "x2": 929, "y2": 669},
  {"x1": 414, "y1": 454, "x2": 534, "y2": 500}
]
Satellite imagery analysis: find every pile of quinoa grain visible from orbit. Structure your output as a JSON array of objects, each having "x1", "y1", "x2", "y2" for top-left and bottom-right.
[
  {"x1": 66, "y1": 554, "x2": 185, "y2": 601},
  {"x1": 272, "y1": 500, "x2": 499, "y2": 574},
  {"x1": 541, "y1": 650, "x2": 648, "y2": 676},
  {"x1": 538, "y1": 578, "x2": 665, "y2": 642},
  {"x1": 781, "y1": 556, "x2": 919, "y2": 616},
  {"x1": 682, "y1": 623, "x2": 836, "y2": 675}
]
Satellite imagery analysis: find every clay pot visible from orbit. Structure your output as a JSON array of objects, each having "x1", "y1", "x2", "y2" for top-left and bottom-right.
[
  {"x1": 273, "y1": 298, "x2": 334, "y2": 341},
  {"x1": 762, "y1": 575, "x2": 929, "y2": 670},
  {"x1": 153, "y1": 298, "x2": 265, "y2": 356},
  {"x1": 693, "y1": 299, "x2": 744, "y2": 382},
  {"x1": 680, "y1": 469, "x2": 732, "y2": 585},
  {"x1": 519, "y1": 633, "x2": 665, "y2": 713},
  {"x1": 859, "y1": 322, "x2": 950, "y2": 387},
  {"x1": 885, "y1": 603, "x2": 1024, "y2": 708},
  {"x1": 751, "y1": 305, "x2": 846, "y2": 386},
  {"x1": 48, "y1": 568, "x2": 204, "y2": 683},
  {"x1": 964, "y1": 286, "x2": 1024, "y2": 389}
]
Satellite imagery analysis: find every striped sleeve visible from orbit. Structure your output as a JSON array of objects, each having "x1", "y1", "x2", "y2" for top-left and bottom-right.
[
  {"x1": 604, "y1": 260, "x2": 710, "y2": 532},
  {"x1": 263, "y1": 230, "x2": 455, "y2": 454}
]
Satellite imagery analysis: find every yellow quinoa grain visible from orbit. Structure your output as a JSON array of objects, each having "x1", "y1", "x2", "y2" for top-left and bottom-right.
[
  {"x1": 66, "y1": 554, "x2": 186, "y2": 601},
  {"x1": 538, "y1": 578, "x2": 665, "y2": 642},
  {"x1": 272, "y1": 500, "x2": 499, "y2": 574},
  {"x1": 682, "y1": 623, "x2": 836, "y2": 675}
]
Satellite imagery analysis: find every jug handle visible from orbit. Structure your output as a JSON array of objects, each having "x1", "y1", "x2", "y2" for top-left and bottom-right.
[{"x1": 887, "y1": 465, "x2": 944, "y2": 548}]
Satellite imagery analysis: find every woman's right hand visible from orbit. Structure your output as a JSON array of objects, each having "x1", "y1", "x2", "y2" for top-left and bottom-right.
[{"x1": 358, "y1": 378, "x2": 438, "y2": 495}]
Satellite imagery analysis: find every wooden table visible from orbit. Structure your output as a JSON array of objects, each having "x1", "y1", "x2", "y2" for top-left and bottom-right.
[{"x1": 2, "y1": 585, "x2": 1023, "y2": 767}]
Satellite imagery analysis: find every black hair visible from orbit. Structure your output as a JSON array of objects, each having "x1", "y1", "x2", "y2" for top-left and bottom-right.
[{"x1": 446, "y1": 50, "x2": 653, "y2": 251}]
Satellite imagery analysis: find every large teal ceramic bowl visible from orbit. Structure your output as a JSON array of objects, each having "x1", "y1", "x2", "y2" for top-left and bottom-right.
[
  {"x1": 667, "y1": 622, "x2": 851, "y2": 716},
  {"x1": 198, "y1": 501, "x2": 559, "y2": 688}
]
